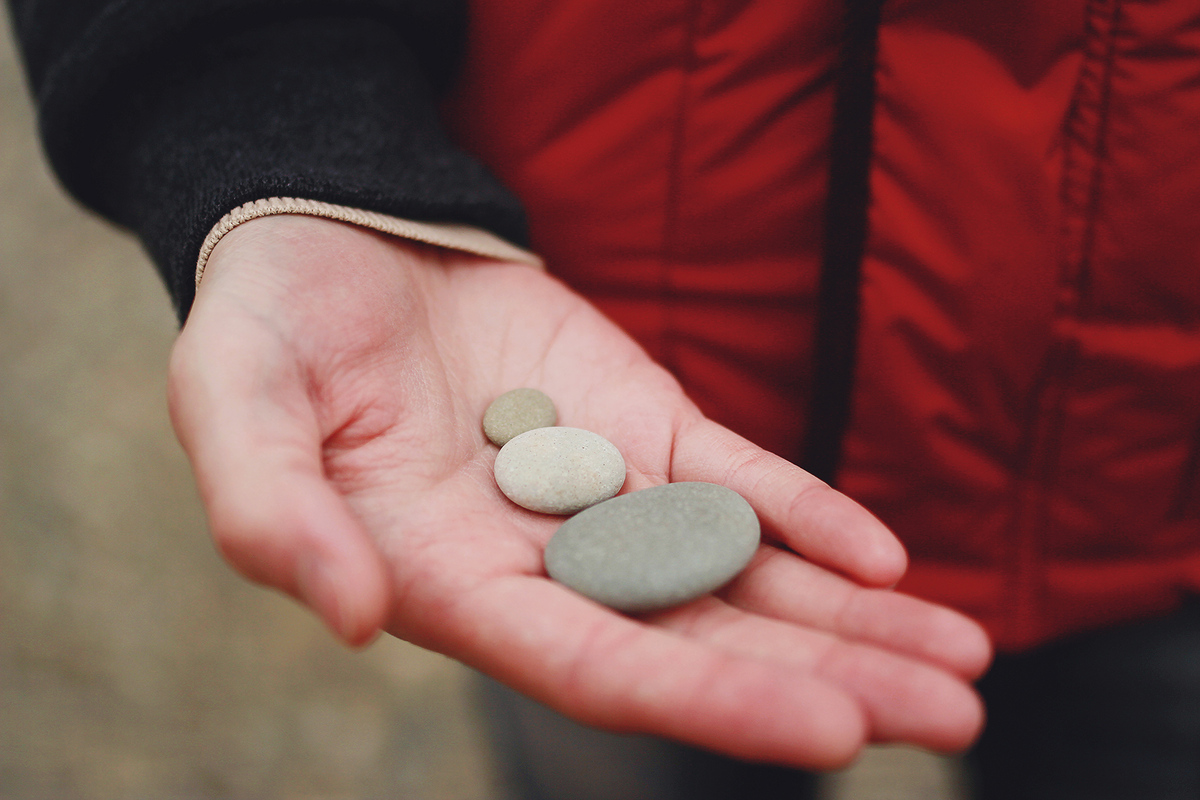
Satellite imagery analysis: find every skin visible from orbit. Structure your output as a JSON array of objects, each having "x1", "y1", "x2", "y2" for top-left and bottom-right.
[{"x1": 168, "y1": 214, "x2": 992, "y2": 770}]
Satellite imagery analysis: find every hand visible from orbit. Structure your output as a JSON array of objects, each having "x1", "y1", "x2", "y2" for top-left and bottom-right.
[{"x1": 168, "y1": 215, "x2": 991, "y2": 769}]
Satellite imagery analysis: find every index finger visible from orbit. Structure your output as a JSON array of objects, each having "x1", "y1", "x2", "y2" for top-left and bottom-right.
[{"x1": 668, "y1": 419, "x2": 907, "y2": 587}]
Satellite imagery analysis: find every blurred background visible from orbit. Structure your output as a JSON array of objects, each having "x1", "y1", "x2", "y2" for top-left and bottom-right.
[{"x1": 0, "y1": 10, "x2": 965, "y2": 799}]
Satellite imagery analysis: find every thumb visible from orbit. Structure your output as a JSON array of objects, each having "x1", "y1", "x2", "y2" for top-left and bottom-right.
[{"x1": 167, "y1": 316, "x2": 392, "y2": 647}]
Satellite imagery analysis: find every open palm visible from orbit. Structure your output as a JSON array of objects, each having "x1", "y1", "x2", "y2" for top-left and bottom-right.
[{"x1": 169, "y1": 215, "x2": 990, "y2": 769}]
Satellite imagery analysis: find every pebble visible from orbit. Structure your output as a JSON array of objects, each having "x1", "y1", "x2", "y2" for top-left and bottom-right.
[
  {"x1": 483, "y1": 388, "x2": 558, "y2": 446},
  {"x1": 494, "y1": 427, "x2": 626, "y2": 515},
  {"x1": 543, "y1": 482, "x2": 760, "y2": 613}
]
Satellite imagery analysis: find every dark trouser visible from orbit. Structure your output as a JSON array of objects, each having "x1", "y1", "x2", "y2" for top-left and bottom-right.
[
  {"x1": 966, "y1": 598, "x2": 1200, "y2": 800},
  {"x1": 478, "y1": 599, "x2": 1200, "y2": 800}
]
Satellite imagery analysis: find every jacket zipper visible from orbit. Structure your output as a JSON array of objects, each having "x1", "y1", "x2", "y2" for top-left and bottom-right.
[{"x1": 800, "y1": 0, "x2": 886, "y2": 483}]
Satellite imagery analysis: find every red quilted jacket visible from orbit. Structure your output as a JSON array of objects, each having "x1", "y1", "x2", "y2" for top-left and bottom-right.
[{"x1": 442, "y1": 0, "x2": 1200, "y2": 651}]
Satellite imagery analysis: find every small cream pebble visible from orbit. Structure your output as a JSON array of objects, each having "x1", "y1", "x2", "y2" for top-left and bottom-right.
[
  {"x1": 494, "y1": 427, "x2": 626, "y2": 515},
  {"x1": 483, "y1": 388, "x2": 558, "y2": 446}
]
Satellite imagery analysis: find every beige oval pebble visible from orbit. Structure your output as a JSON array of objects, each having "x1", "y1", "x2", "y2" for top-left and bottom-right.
[
  {"x1": 494, "y1": 427, "x2": 626, "y2": 515},
  {"x1": 483, "y1": 388, "x2": 558, "y2": 446}
]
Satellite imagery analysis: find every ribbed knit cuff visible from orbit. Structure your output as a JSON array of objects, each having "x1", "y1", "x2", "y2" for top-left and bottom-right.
[{"x1": 196, "y1": 197, "x2": 543, "y2": 289}]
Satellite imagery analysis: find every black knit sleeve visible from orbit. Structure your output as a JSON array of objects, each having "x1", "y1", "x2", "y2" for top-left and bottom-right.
[{"x1": 7, "y1": 0, "x2": 528, "y2": 319}]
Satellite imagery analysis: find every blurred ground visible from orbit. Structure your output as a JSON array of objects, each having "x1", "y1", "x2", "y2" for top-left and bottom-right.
[{"x1": 0, "y1": 10, "x2": 965, "y2": 799}]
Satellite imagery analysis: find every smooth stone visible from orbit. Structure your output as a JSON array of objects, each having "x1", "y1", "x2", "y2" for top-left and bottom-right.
[
  {"x1": 544, "y1": 482, "x2": 760, "y2": 613},
  {"x1": 483, "y1": 388, "x2": 558, "y2": 446},
  {"x1": 494, "y1": 427, "x2": 626, "y2": 515}
]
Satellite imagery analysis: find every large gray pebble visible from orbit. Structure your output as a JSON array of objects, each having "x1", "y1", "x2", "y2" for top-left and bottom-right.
[
  {"x1": 494, "y1": 427, "x2": 626, "y2": 515},
  {"x1": 544, "y1": 482, "x2": 760, "y2": 613},
  {"x1": 483, "y1": 388, "x2": 558, "y2": 446}
]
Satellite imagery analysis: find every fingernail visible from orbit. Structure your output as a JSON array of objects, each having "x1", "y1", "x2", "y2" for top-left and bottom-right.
[{"x1": 297, "y1": 556, "x2": 351, "y2": 642}]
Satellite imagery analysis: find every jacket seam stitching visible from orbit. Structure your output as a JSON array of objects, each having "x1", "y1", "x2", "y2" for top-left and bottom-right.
[
  {"x1": 658, "y1": 0, "x2": 703, "y2": 378},
  {"x1": 1007, "y1": 0, "x2": 1123, "y2": 644}
]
